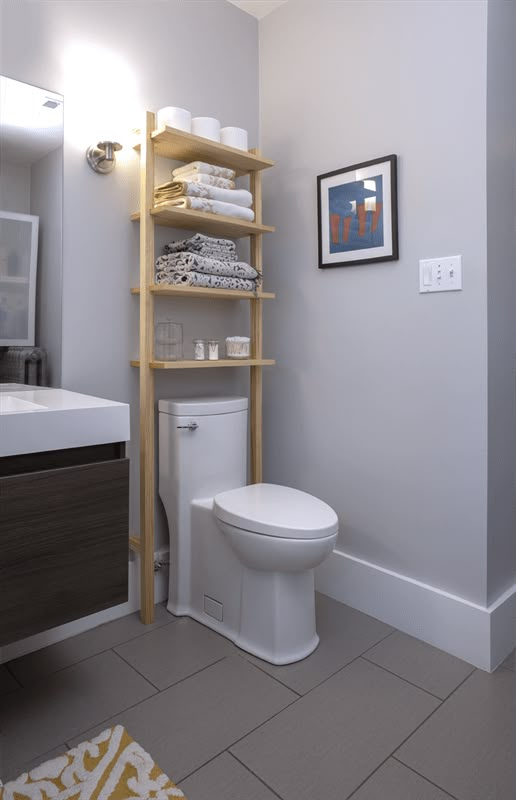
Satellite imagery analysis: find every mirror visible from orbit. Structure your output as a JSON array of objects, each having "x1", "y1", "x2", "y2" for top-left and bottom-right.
[{"x1": 0, "y1": 76, "x2": 63, "y2": 386}]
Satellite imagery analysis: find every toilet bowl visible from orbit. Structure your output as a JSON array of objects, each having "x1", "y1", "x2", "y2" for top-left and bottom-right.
[
  {"x1": 158, "y1": 396, "x2": 338, "y2": 665},
  {"x1": 214, "y1": 483, "x2": 338, "y2": 663}
]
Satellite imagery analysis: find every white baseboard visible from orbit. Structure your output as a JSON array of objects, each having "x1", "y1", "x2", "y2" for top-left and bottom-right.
[
  {"x1": 0, "y1": 558, "x2": 169, "y2": 664},
  {"x1": 316, "y1": 549, "x2": 516, "y2": 671}
]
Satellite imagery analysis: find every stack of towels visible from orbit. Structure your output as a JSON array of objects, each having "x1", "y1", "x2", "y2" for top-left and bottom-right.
[
  {"x1": 154, "y1": 161, "x2": 254, "y2": 222},
  {"x1": 155, "y1": 233, "x2": 260, "y2": 292}
]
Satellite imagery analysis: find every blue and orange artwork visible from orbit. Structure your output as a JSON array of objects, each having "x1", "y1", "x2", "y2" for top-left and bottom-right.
[{"x1": 328, "y1": 175, "x2": 384, "y2": 253}]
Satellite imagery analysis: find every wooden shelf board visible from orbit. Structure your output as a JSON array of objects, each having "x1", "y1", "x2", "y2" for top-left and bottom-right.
[
  {"x1": 134, "y1": 125, "x2": 274, "y2": 175},
  {"x1": 131, "y1": 285, "x2": 275, "y2": 300},
  {"x1": 131, "y1": 205, "x2": 274, "y2": 238},
  {"x1": 131, "y1": 358, "x2": 275, "y2": 370}
]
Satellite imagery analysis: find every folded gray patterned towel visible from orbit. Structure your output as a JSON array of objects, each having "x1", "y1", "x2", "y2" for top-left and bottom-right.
[
  {"x1": 174, "y1": 173, "x2": 235, "y2": 190},
  {"x1": 165, "y1": 195, "x2": 254, "y2": 222},
  {"x1": 173, "y1": 161, "x2": 236, "y2": 181},
  {"x1": 164, "y1": 233, "x2": 236, "y2": 262},
  {"x1": 156, "y1": 270, "x2": 256, "y2": 292},
  {"x1": 155, "y1": 180, "x2": 252, "y2": 208},
  {"x1": 155, "y1": 253, "x2": 259, "y2": 280}
]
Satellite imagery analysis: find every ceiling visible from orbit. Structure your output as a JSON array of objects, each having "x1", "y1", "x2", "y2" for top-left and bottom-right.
[
  {"x1": 227, "y1": 1, "x2": 287, "y2": 20},
  {"x1": 0, "y1": 76, "x2": 63, "y2": 165}
]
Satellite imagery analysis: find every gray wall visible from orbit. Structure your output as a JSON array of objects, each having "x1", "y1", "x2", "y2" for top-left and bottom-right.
[
  {"x1": 260, "y1": 0, "x2": 490, "y2": 604},
  {"x1": 31, "y1": 146, "x2": 63, "y2": 386},
  {"x1": 0, "y1": 162, "x2": 30, "y2": 213},
  {"x1": 486, "y1": 0, "x2": 516, "y2": 604},
  {"x1": 0, "y1": 0, "x2": 258, "y2": 551}
]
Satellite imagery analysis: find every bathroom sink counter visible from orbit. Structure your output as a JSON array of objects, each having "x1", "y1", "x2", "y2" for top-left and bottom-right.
[{"x1": 0, "y1": 384, "x2": 130, "y2": 456}]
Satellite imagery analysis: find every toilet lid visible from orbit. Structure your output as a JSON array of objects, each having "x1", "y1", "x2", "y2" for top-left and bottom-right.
[{"x1": 213, "y1": 483, "x2": 339, "y2": 540}]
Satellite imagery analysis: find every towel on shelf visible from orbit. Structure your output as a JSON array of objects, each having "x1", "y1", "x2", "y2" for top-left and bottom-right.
[
  {"x1": 163, "y1": 195, "x2": 255, "y2": 222},
  {"x1": 173, "y1": 161, "x2": 235, "y2": 181},
  {"x1": 155, "y1": 252, "x2": 259, "y2": 280},
  {"x1": 164, "y1": 233, "x2": 236, "y2": 261},
  {"x1": 173, "y1": 173, "x2": 235, "y2": 190},
  {"x1": 155, "y1": 270, "x2": 256, "y2": 292},
  {"x1": 155, "y1": 180, "x2": 253, "y2": 208}
]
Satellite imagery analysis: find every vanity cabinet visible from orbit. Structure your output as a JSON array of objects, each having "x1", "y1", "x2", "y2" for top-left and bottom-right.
[{"x1": 0, "y1": 443, "x2": 129, "y2": 646}]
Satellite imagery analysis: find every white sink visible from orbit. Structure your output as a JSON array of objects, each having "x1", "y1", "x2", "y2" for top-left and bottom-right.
[
  {"x1": 0, "y1": 385, "x2": 130, "y2": 456},
  {"x1": 0, "y1": 395, "x2": 46, "y2": 413}
]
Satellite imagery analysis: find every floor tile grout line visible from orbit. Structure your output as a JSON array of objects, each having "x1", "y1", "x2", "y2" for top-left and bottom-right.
[
  {"x1": 229, "y1": 750, "x2": 286, "y2": 799},
  {"x1": 270, "y1": 625, "x2": 400, "y2": 699},
  {"x1": 227, "y1": 694, "x2": 301, "y2": 759},
  {"x1": 344, "y1": 667, "x2": 479, "y2": 800},
  {"x1": 6, "y1": 611, "x2": 178, "y2": 689},
  {"x1": 112, "y1": 647, "x2": 231, "y2": 695},
  {"x1": 62, "y1": 654, "x2": 232, "y2": 752},
  {"x1": 359, "y1": 655, "x2": 451, "y2": 701},
  {"x1": 110, "y1": 648, "x2": 164, "y2": 693},
  {"x1": 356, "y1": 627, "x2": 398, "y2": 659},
  {"x1": 390, "y1": 755, "x2": 459, "y2": 800},
  {"x1": 232, "y1": 652, "x2": 302, "y2": 698},
  {"x1": 234, "y1": 625, "x2": 399, "y2": 701}
]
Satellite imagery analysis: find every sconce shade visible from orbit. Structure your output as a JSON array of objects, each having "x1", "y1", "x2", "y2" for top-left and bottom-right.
[{"x1": 86, "y1": 140, "x2": 122, "y2": 174}]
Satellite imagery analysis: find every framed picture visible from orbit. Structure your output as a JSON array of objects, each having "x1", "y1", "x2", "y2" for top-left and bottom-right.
[{"x1": 317, "y1": 154, "x2": 398, "y2": 269}]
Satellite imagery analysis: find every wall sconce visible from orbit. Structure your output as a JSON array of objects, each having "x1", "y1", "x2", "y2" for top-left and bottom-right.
[{"x1": 86, "y1": 140, "x2": 122, "y2": 174}]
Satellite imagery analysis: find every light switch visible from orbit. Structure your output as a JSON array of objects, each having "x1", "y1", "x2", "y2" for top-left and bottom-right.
[{"x1": 419, "y1": 256, "x2": 462, "y2": 293}]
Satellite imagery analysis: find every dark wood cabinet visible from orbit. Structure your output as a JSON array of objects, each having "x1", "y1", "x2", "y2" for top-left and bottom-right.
[{"x1": 0, "y1": 446, "x2": 129, "y2": 646}]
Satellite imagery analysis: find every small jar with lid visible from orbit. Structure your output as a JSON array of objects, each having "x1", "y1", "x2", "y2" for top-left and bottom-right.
[{"x1": 193, "y1": 339, "x2": 207, "y2": 360}]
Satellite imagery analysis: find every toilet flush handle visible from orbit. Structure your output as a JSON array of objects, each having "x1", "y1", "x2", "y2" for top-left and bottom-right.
[{"x1": 176, "y1": 421, "x2": 199, "y2": 431}]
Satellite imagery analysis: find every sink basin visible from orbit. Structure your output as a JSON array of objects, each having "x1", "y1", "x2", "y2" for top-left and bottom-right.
[
  {"x1": 0, "y1": 385, "x2": 130, "y2": 457},
  {"x1": 0, "y1": 395, "x2": 46, "y2": 413}
]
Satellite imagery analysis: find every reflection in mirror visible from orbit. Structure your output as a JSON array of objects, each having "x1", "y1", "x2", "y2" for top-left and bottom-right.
[{"x1": 0, "y1": 76, "x2": 63, "y2": 386}]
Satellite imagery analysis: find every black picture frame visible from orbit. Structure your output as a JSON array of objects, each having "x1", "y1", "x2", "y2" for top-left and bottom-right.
[{"x1": 317, "y1": 154, "x2": 399, "y2": 269}]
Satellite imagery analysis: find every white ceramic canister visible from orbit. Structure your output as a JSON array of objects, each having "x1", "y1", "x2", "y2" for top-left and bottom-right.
[
  {"x1": 157, "y1": 106, "x2": 192, "y2": 132},
  {"x1": 220, "y1": 127, "x2": 248, "y2": 151},
  {"x1": 191, "y1": 117, "x2": 221, "y2": 142},
  {"x1": 207, "y1": 340, "x2": 219, "y2": 360}
]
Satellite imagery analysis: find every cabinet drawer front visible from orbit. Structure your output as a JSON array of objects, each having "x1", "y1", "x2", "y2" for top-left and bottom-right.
[{"x1": 0, "y1": 458, "x2": 129, "y2": 646}]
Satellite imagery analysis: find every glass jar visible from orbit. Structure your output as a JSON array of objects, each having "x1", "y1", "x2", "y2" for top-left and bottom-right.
[
  {"x1": 155, "y1": 320, "x2": 183, "y2": 361},
  {"x1": 193, "y1": 339, "x2": 207, "y2": 360}
]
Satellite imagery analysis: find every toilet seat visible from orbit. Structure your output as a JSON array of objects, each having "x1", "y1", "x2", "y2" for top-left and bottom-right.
[{"x1": 213, "y1": 483, "x2": 339, "y2": 540}]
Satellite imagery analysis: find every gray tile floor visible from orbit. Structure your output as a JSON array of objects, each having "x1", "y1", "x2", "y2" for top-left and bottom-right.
[{"x1": 1, "y1": 593, "x2": 515, "y2": 800}]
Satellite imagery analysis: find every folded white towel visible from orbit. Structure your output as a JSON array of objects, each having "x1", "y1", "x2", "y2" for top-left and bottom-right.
[
  {"x1": 175, "y1": 173, "x2": 235, "y2": 190},
  {"x1": 161, "y1": 195, "x2": 255, "y2": 222},
  {"x1": 155, "y1": 180, "x2": 252, "y2": 208},
  {"x1": 173, "y1": 161, "x2": 236, "y2": 181}
]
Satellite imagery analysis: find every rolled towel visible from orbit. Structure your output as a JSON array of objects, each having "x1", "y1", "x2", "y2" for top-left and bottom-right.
[
  {"x1": 155, "y1": 252, "x2": 259, "y2": 280},
  {"x1": 156, "y1": 270, "x2": 256, "y2": 292},
  {"x1": 173, "y1": 173, "x2": 235, "y2": 190},
  {"x1": 173, "y1": 161, "x2": 235, "y2": 181},
  {"x1": 165, "y1": 195, "x2": 255, "y2": 222},
  {"x1": 155, "y1": 180, "x2": 253, "y2": 208}
]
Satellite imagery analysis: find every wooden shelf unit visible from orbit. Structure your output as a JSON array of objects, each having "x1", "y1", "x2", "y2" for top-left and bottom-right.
[
  {"x1": 132, "y1": 111, "x2": 274, "y2": 625},
  {"x1": 131, "y1": 285, "x2": 275, "y2": 300},
  {"x1": 134, "y1": 124, "x2": 274, "y2": 175},
  {"x1": 131, "y1": 358, "x2": 276, "y2": 370},
  {"x1": 130, "y1": 205, "x2": 274, "y2": 237}
]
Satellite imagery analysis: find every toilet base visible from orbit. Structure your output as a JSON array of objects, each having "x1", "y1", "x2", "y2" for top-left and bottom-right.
[{"x1": 236, "y1": 566, "x2": 319, "y2": 665}]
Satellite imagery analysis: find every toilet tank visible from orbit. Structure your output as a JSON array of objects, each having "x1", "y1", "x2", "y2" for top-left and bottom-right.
[
  {"x1": 158, "y1": 396, "x2": 248, "y2": 502},
  {"x1": 158, "y1": 396, "x2": 248, "y2": 614}
]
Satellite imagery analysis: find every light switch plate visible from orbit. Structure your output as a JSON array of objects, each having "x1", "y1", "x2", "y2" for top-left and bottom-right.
[{"x1": 419, "y1": 255, "x2": 462, "y2": 293}]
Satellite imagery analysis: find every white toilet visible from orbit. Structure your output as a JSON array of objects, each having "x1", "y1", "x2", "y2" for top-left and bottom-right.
[{"x1": 158, "y1": 396, "x2": 338, "y2": 664}]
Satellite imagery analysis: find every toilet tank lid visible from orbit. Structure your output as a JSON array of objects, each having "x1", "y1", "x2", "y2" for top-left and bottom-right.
[{"x1": 158, "y1": 396, "x2": 248, "y2": 416}]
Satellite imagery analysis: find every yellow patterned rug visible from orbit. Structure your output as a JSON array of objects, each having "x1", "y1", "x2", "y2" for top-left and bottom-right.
[{"x1": 0, "y1": 725, "x2": 185, "y2": 799}]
